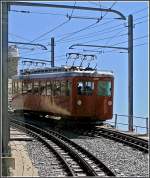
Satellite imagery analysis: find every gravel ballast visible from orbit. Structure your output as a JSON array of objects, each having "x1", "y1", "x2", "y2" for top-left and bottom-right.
[
  {"x1": 26, "y1": 140, "x2": 67, "y2": 177},
  {"x1": 25, "y1": 127, "x2": 148, "y2": 177},
  {"x1": 71, "y1": 136, "x2": 148, "y2": 177}
]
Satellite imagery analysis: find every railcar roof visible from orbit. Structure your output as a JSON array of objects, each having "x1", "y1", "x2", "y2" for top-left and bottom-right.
[{"x1": 12, "y1": 70, "x2": 114, "y2": 80}]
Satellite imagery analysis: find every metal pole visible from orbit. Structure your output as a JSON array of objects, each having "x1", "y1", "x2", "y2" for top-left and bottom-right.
[
  {"x1": 146, "y1": 117, "x2": 148, "y2": 135},
  {"x1": 128, "y1": 15, "x2": 133, "y2": 132},
  {"x1": 2, "y1": 2, "x2": 9, "y2": 156},
  {"x1": 115, "y1": 114, "x2": 118, "y2": 129},
  {"x1": 51, "y1": 37, "x2": 54, "y2": 67}
]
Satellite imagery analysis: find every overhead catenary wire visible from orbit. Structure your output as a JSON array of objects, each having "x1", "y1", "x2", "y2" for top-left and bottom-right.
[
  {"x1": 10, "y1": 6, "x2": 148, "y2": 44},
  {"x1": 96, "y1": 35, "x2": 148, "y2": 50},
  {"x1": 23, "y1": 18, "x2": 123, "y2": 46},
  {"x1": 21, "y1": 17, "x2": 145, "y2": 55},
  {"x1": 56, "y1": 6, "x2": 147, "y2": 43},
  {"x1": 56, "y1": 2, "x2": 118, "y2": 43},
  {"x1": 57, "y1": 24, "x2": 126, "y2": 44},
  {"x1": 105, "y1": 30, "x2": 127, "y2": 46},
  {"x1": 18, "y1": 18, "x2": 71, "y2": 51},
  {"x1": 69, "y1": 30, "x2": 127, "y2": 45},
  {"x1": 56, "y1": 18, "x2": 118, "y2": 40},
  {"x1": 20, "y1": 17, "x2": 147, "y2": 57},
  {"x1": 109, "y1": 35, "x2": 148, "y2": 46},
  {"x1": 56, "y1": 21, "x2": 101, "y2": 43},
  {"x1": 134, "y1": 42, "x2": 148, "y2": 47},
  {"x1": 131, "y1": 7, "x2": 148, "y2": 15},
  {"x1": 57, "y1": 19, "x2": 128, "y2": 43},
  {"x1": 14, "y1": 2, "x2": 119, "y2": 44},
  {"x1": 134, "y1": 20, "x2": 148, "y2": 26},
  {"x1": 21, "y1": 41, "x2": 148, "y2": 63},
  {"x1": 100, "y1": 42, "x2": 148, "y2": 54},
  {"x1": 9, "y1": 33, "x2": 30, "y2": 41},
  {"x1": 71, "y1": 35, "x2": 148, "y2": 52},
  {"x1": 10, "y1": 4, "x2": 148, "y2": 62},
  {"x1": 57, "y1": 17, "x2": 147, "y2": 44},
  {"x1": 79, "y1": 16, "x2": 147, "y2": 41},
  {"x1": 9, "y1": 20, "x2": 70, "y2": 50},
  {"x1": 20, "y1": 57, "x2": 51, "y2": 63},
  {"x1": 19, "y1": 50, "x2": 51, "y2": 56},
  {"x1": 11, "y1": 14, "x2": 148, "y2": 48},
  {"x1": 30, "y1": 19, "x2": 71, "y2": 43},
  {"x1": 10, "y1": 9, "x2": 67, "y2": 16},
  {"x1": 134, "y1": 15, "x2": 148, "y2": 21}
]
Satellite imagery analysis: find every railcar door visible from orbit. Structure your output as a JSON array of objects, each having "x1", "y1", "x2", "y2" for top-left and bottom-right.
[
  {"x1": 95, "y1": 78, "x2": 113, "y2": 120},
  {"x1": 74, "y1": 79, "x2": 96, "y2": 119}
]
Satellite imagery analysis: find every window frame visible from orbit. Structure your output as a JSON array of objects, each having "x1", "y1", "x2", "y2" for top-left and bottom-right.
[
  {"x1": 77, "y1": 80, "x2": 94, "y2": 96},
  {"x1": 98, "y1": 80, "x2": 112, "y2": 96}
]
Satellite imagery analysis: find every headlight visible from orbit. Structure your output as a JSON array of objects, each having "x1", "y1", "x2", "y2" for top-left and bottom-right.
[
  {"x1": 108, "y1": 100, "x2": 112, "y2": 106},
  {"x1": 77, "y1": 100, "x2": 82, "y2": 106}
]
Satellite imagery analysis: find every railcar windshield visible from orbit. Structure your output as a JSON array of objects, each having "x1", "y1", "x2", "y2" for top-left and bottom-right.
[
  {"x1": 98, "y1": 81, "x2": 111, "y2": 96},
  {"x1": 77, "y1": 81, "x2": 94, "y2": 96}
]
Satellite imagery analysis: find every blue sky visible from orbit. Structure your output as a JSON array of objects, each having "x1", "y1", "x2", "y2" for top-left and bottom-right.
[{"x1": 8, "y1": 1, "x2": 148, "y2": 129}]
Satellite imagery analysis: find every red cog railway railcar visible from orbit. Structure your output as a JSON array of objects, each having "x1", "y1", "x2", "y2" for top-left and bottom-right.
[{"x1": 12, "y1": 67, "x2": 114, "y2": 121}]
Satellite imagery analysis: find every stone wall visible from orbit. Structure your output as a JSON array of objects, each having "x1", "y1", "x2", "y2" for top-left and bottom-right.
[
  {"x1": 8, "y1": 45, "x2": 19, "y2": 111},
  {"x1": 8, "y1": 79, "x2": 13, "y2": 111},
  {"x1": 8, "y1": 57, "x2": 18, "y2": 78}
]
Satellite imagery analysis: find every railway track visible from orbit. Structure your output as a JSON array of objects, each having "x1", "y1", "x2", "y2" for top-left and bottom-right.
[
  {"x1": 78, "y1": 127, "x2": 149, "y2": 153},
  {"x1": 10, "y1": 118, "x2": 115, "y2": 177}
]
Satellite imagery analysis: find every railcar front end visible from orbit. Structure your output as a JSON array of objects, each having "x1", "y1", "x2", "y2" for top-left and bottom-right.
[{"x1": 71, "y1": 75, "x2": 114, "y2": 121}]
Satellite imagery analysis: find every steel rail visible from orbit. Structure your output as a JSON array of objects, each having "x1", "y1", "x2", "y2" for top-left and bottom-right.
[
  {"x1": 10, "y1": 121, "x2": 75, "y2": 176},
  {"x1": 88, "y1": 127, "x2": 148, "y2": 153},
  {"x1": 10, "y1": 118, "x2": 115, "y2": 176},
  {"x1": 26, "y1": 119, "x2": 116, "y2": 176},
  {"x1": 11, "y1": 119, "x2": 99, "y2": 176}
]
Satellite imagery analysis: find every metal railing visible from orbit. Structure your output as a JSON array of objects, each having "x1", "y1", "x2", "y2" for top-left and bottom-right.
[{"x1": 106, "y1": 114, "x2": 149, "y2": 135}]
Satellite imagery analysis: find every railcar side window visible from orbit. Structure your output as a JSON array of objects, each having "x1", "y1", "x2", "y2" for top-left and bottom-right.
[
  {"x1": 13, "y1": 81, "x2": 18, "y2": 94},
  {"x1": 66, "y1": 80, "x2": 71, "y2": 96},
  {"x1": 47, "y1": 81, "x2": 52, "y2": 95},
  {"x1": 61, "y1": 81, "x2": 66, "y2": 96},
  {"x1": 60, "y1": 80, "x2": 71, "y2": 96},
  {"x1": 27, "y1": 82, "x2": 33, "y2": 94},
  {"x1": 98, "y1": 81, "x2": 111, "y2": 96},
  {"x1": 77, "y1": 81, "x2": 94, "y2": 95},
  {"x1": 40, "y1": 81, "x2": 46, "y2": 95},
  {"x1": 33, "y1": 81, "x2": 39, "y2": 94},
  {"x1": 22, "y1": 81, "x2": 28, "y2": 94},
  {"x1": 18, "y1": 81, "x2": 22, "y2": 94},
  {"x1": 53, "y1": 81, "x2": 61, "y2": 96}
]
